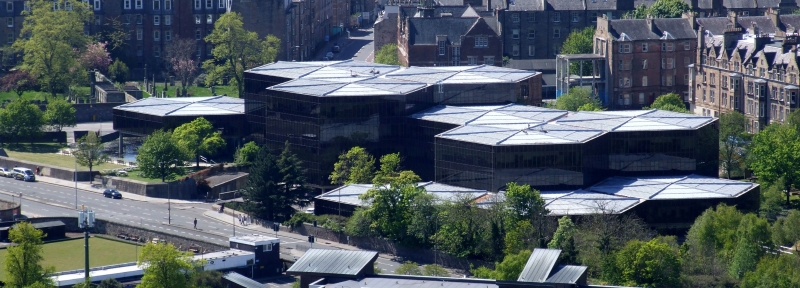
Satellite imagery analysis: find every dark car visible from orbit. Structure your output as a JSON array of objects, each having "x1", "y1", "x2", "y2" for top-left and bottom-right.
[{"x1": 103, "y1": 189, "x2": 122, "y2": 199}]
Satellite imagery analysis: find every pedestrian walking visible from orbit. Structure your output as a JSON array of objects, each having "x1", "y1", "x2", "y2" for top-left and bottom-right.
[{"x1": 194, "y1": 218, "x2": 197, "y2": 229}]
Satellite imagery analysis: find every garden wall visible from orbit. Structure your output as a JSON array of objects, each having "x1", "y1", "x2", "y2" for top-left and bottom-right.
[{"x1": 0, "y1": 156, "x2": 97, "y2": 181}]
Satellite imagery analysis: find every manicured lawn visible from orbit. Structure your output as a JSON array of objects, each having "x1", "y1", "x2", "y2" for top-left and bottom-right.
[
  {"x1": 0, "y1": 237, "x2": 140, "y2": 281},
  {"x1": 115, "y1": 166, "x2": 204, "y2": 183},
  {"x1": 0, "y1": 88, "x2": 90, "y2": 103},
  {"x1": 3, "y1": 143, "x2": 126, "y2": 171},
  {"x1": 146, "y1": 83, "x2": 238, "y2": 98}
]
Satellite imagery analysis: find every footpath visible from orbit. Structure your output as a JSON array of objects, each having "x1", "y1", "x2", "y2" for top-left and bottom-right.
[{"x1": 33, "y1": 175, "x2": 198, "y2": 204}]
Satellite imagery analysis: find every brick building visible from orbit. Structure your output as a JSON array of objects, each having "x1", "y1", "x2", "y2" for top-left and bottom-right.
[
  {"x1": 691, "y1": 11, "x2": 800, "y2": 132},
  {"x1": 398, "y1": 11, "x2": 501, "y2": 66},
  {"x1": 593, "y1": 14, "x2": 697, "y2": 110}
]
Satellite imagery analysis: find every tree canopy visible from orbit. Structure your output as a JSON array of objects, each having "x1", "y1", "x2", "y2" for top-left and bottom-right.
[
  {"x1": 719, "y1": 111, "x2": 748, "y2": 179},
  {"x1": 5, "y1": 222, "x2": 54, "y2": 288},
  {"x1": 329, "y1": 146, "x2": 376, "y2": 185},
  {"x1": 0, "y1": 98, "x2": 44, "y2": 144},
  {"x1": 243, "y1": 142, "x2": 311, "y2": 221},
  {"x1": 749, "y1": 123, "x2": 800, "y2": 205},
  {"x1": 625, "y1": 0, "x2": 691, "y2": 18},
  {"x1": 234, "y1": 141, "x2": 260, "y2": 165},
  {"x1": 375, "y1": 44, "x2": 401, "y2": 66},
  {"x1": 554, "y1": 87, "x2": 602, "y2": 111},
  {"x1": 43, "y1": 98, "x2": 77, "y2": 132},
  {"x1": 0, "y1": 70, "x2": 38, "y2": 98},
  {"x1": 560, "y1": 27, "x2": 595, "y2": 76},
  {"x1": 73, "y1": 132, "x2": 109, "y2": 182},
  {"x1": 172, "y1": 117, "x2": 226, "y2": 168},
  {"x1": 138, "y1": 243, "x2": 198, "y2": 288},
  {"x1": 136, "y1": 130, "x2": 188, "y2": 182},
  {"x1": 646, "y1": 93, "x2": 688, "y2": 112}
]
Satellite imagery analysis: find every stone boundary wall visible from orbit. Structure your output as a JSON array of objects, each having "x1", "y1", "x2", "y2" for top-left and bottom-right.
[
  {"x1": 0, "y1": 156, "x2": 97, "y2": 181},
  {"x1": 109, "y1": 177, "x2": 198, "y2": 199}
]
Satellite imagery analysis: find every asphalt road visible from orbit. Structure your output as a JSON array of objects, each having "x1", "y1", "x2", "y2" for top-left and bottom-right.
[{"x1": 0, "y1": 176, "x2": 400, "y2": 273}]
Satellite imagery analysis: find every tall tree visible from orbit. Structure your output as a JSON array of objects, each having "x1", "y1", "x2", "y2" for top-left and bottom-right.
[
  {"x1": 79, "y1": 42, "x2": 112, "y2": 74},
  {"x1": 375, "y1": 44, "x2": 401, "y2": 66},
  {"x1": 749, "y1": 123, "x2": 800, "y2": 205},
  {"x1": 275, "y1": 141, "x2": 312, "y2": 221},
  {"x1": 138, "y1": 243, "x2": 197, "y2": 288},
  {"x1": 505, "y1": 182, "x2": 549, "y2": 248},
  {"x1": 191, "y1": 270, "x2": 224, "y2": 288},
  {"x1": 648, "y1": 0, "x2": 691, "y2": 18},
  {"x1": 97, "y1": 278, "x2": 124, "y2": 288},
  {"x1": 360, "y1": 177, "x2": 424, "y2": 241},
  {"x1": 329, "y1": 146, "x2": 376, "y2": 185},
  {"x1": 165, "y1": 38, "x2": 198, "y2": 96},
  {"x1": 107, "y1": 59, "x2": 129, "y2": 83},
  {"x1": 741, "y1": 254, "x2": 800, "y2": 288},
  {"x1": 729, "y1": 214, "x2": 772, "y2": 279},
  {"x1": 203, "y1": 12, "x2": 281, "y2": 96},
  {"x1": 554, "y1": 87, "x2": 602, "y2": 111},
  {"x1": 647, "y1": 93, "x2": 688, "y2": 113},
  {"x1": 43, "y1": 98, "x2": 77, "y2": 132},
  {"x1": 406, "y1": 192, "x2": 440, "y2": 247},
  {"x1": 624, "y1": 4, "x2": 650, "y2": 19},
  {"x1": 560, "y1": 27, "x2": 595, "y2": 76},
  {"x1": 0, "y1": 98, "x2": 44, "y2": 144},
  {"x1": 233, "y1": 141, "x2": 259, "y2": 165},
  {"x1": 136, "y1": 130, "x2": 188, "y2": 182},
  {"x1": 0, "y1": 70, "x2": 38, "y2": 98},
  {"x1": 432, "y1": 196, "x2": 489, "y2": 258},
  {"x1": 4, "y1": 222, "x2": 54, "y2": 288},
  {"x1": 241, "y1": 146, "x2": 280, "y2": 220},
  {"x1": 719, "y1": 111, "x2": 748, "y2": 179},
  {"x1": 548, "y1": 216, "x2": 578, "y2": 264},
  {"x1": 172, "y1": 117, "x2": 226, "y2": 168},
  {"x1": 14, "y1": 0, "x2": 92, "y2": 98},
  {"x1": 73, "y1": 132, "x2": 109, "y2": 183},
  {"x1": 615, "y1": 238, "x2": 681, "y2": 287}
]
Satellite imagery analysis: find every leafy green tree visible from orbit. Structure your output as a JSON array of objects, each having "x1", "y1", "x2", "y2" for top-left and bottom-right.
[
  {"x1": 577, "y1": 102, "x2": 603, "y2": 111},
  {"x1": 233, "y1": 141, "x2": 259, "y2": 165},
  {"x1": 433, "y1": 196, "x2": 489, "y2": 258},
  {"x1": 772, "y1": 210, "x2": 800, "y2": 252},
  {"x1": 97, "y1": 278, "x2": 123, "y2": 288},
  {"x1": 203, "y1": 12, "x2": 281, "y2": 97},
  {"x1": 471, "y1": 250, "x2": 532, "y2": 281},
  {"x1": 14, "y1": 0, "x2": 92, "y2": 98},
  {"x1": 138, "y1": 243, "x2": 197, "y2": 288},
  {"x1": 107, "y1": 59, "x2": 129, "y2": 83},
  {"x1": 574, "y1": 212, "x2": 652, "y2": 280},
  {"x1": 423, "y1": 264, "x2": 449, "y2": 276},
  {"x1": 406, "y1": 192, "x2": 440, "y2": 247},
  {"x1": 43, "y1": 98, "x2": 76, "y2": 132},
  {"x1": 329, "y1": 146, "x2": 376, "y2": 185},
  {"x1": 0, "y1": 98, "x2": 44, "y2": 144},
  {"x1": 505, "y1": 182, "x2": 549, "y2": 248},
  {"x1": 729, "y1": 214, "x2": 772, "y2": 279},
  {"x1": 719, "y1": 111, "x2": 748, "y2": 179},
  {"x1": 684, "y1": 204, "x2": 743, "y2": 262},
  {"x1": 73, "y1": 132, "x2": 109, "y2": 183},
  {"x1": 624, "y1": 4, "x2": 650, "y2": 19},
  {"x1": 741, "y1": 254, "x2": 800, "y2": 288},
  {"x1": 375, "y1": 44, "x2": 401, "y2": 66},
  {"x1": 172, "y1": 117, "x2": 226, "y2": 168},
  {"x1": 560, "y1": 27, "x2": 595, "y2": 76},
  {"x1": 789, "y1": 108, "x2": 800, "y2": 134},
  {"x1": 647, "y1": 93, "x2": 688, "y2": 113},
  {"x1": 504, "y1": 220, "x2": 534, "y2": 255},
  {"x1": 344, "y1": 208, "x2": 378, "y2": 237},
  {"x1": 750, "y1": 123, "x2": 800, "y2": 205},
  {"x1": 648, "y1": 0, "x2": 691, "y2": 18},
  {"x1": 555, "y1": 87, "x2": 602, "y2": 111},
  {"x1": 372, "y1": 152, "x2": 419, "y2": 185},
  {"x1": 760, "y1": 181, "x2": 784, "y2": 220},
  {"x1": 275, "y1": 141, "x2": 312, "y2": 221},
  {"x1": 136, "y1": 130, "x2": 188, "y2": 182},
  {"x1": 191, "y1": 270, "x2": 224, "y2": 288},
  {"x1": 548, "y1": 216, "x2": 578, "y2": 264},
  {"x1": 395, "y1": 261, "x2": 422, "y2": 275},
  {"x1": 360, "y1": 179, "x2": 424, "y2": 241},
  {"x1": 615, "y1": 239, "x2": 681, "y2": 287},
  {"x1": 4, "y1": 222, "x2": 54, "y2": 288}
]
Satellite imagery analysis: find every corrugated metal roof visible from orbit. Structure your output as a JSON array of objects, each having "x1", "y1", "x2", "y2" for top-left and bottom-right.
[
  {"x1": 518, "y1": 248, "x2": 561, "y2": 282},
  {"x1": 286, "y1": 249, "x2": 378, "y2": 276},
  {"x1": 223, "y1": 272, "x2": 264, "y2": 288},
  {"x1": 114, "y1": 96, "x2": 243, "y2": 117},
  {"x1": 546, "y1": 265, "x2": 587, "y2": 284}
]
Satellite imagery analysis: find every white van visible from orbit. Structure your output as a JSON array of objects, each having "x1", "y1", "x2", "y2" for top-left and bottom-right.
[{"x1": 12, "y1": 167, "x2": 35, "y2": 182}]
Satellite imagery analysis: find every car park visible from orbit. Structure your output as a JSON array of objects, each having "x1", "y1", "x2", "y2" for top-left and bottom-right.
[
  {"x1": 12, "y1": 168, "x2": 35, "y2": 182},
  {"x1": 103, "y1": 189, "x2": 122, "y2": 199}
]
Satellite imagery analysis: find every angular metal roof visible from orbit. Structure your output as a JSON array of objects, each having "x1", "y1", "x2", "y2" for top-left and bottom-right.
[
  {"x1": 223, "y1": 272, "x2": 264, "y2": 288},
  {"x1": 437, "y1": 122, "x2": 605, "y2": 145},
  {"x1": 316, "y1": 182, "x2": 488, "y2": 207},
  {"x1": 286, "y1": 249, "x2": 378, "y2": 276},
  {"x1": 518, "y1": 249, "x2": 561, "y2": 282},
  {"x1": 546, "y1": 265, "x2": 588, "y2": 284},
  {"x1": 318, "y1": 276, "x2": 498, "y2": 288},
  {"x1": 556, "y1": 109, "x2": 715, "y2": 132},
  {"x1": 114, "y1": 96, "x2": 243, "y2": 117}
]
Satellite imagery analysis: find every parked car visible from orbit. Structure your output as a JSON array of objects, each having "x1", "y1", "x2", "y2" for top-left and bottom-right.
[
  {"x1": 0, "y1": 167, "x2": 11, "y2": 177},
  {"x1": 305, "y1": 208, "x2": 315, "y2": 214},
  {"x1": 325, "y1": 52, "x2": 334, "y2": 59},
  {"x1": 12, "y1": 168, "x2": 35, "y2": 182},
  {"x1": 103, "y1": 189, "x2": 122, "y2": 199},
  {"x1": 332, "y1": 43, "x2": 340, "y2": 52}
]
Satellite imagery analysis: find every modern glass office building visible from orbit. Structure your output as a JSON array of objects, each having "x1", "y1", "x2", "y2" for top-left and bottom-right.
[{"x1": 112, "y1": 96, "x2": 246, "y2": 137}]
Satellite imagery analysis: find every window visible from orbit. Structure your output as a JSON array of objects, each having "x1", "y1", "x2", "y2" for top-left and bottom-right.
[
  {"x1": 527, "y1": 13, "x2": 535, "y2": 22},
  {"x1": 153, "y1": 0, "x2": 159, "y2": 10},
  {"x1": 154, "y1": 15, "x2": 160, "y2": 25},
  {"x1": 136, "y1": 14, "x2": 142, "y2": 24},
  {"x1": 195, "y1": 28, "x2": 201, "y2": 40},
  {"x1": 661, "y1": 42, "x2": 674, "y2": 51},
  {"x1": 153, "y1": 30, "x2": 160, "y2": 41},
  {"x1": 93, "y1": 0, "x2": 100, "y2": 10},
  {"x1": 207, "y1": 14, "x2": 213, "y2": 24},
  {"x1": 94, "y1": 15, "x2": 101, "y2": 25},
  {"x1": 165, "y1": 0, "x2": 171, "y2": 9},
  {"x1": 710, "y1": 73, "x2": 715, "y2": 85},
  {"x1": 264, "y1": 243, "x2": 273, "y2": 251},
  {"x1": 124, "y1": 0, "x2": 131, "y2": 9},
  {"x1": 619, "y1": 77, "x2": 631, "y2": 87},
  {"x1": 642, "y1": 59, "x2": 648, "y2": 69},
  {"x1": 6, "y1": 18, "x2": 12, "y2": 28},
  {"x1": 685, "y1": 74, "x2": 689, "y2": 85},
  {"x1": 206, "y1": 0, "x2": 212, "y2": 8},
  {"x1": 618, "y1": 60, "x2": 630, "y2": 71},
  {"x1": 619, "y1": 43, "x2": 631, "y2": 53},
  {"x1": 662, "y1": 58, "x2": 674, "y2": 69},
  {"x1": 623, "y1": 94, "x2": 631, "y2": 105},
  {"x1": 6, "y1": 32, "x2": 11, "y2": 44},
  {"x1": 528, "y1": 45, "x2": 535, "y2": 56},
  {"x1": 639, "y1": 93, "x2": 645, "y2": 104},
  {"x1": 710, "y1": 90, "x2": 715, "y2": 103},
  {"x1": 512, "y1": 44, "x2": 519, "y2": 56},
  {"x1": 475, "y1": 36, "x2": 487, "y2": 47},
  {"x1": 641, "y1": 43, "x2": 648, "y2": 52},
  {"x1": 642, "y1": 76, "x2": 648, "y2": 86},
  {"x1": 512, "y1": 29, "x2": 519, "y2": 39},
  {"x1": 554, "y1": 12, "x2": 561, "y2": 22},
  {"x1": 591, "y1": 12, "x2": 597, "y2": 22},
  {"x1": 521, "y1": 85, "x2": 529, "y2": 97},
  {"x1": 512, "y1": 13, "x2": 519, "y2": 23},
  {"x1": 136, "y1": 28, "x2": 143, "y2": 40},
  {"x1": 165, "y1": 30, "x2": 171, "y2": 41},
  {"x1": 528, "y1": 29, "x2": 535, "y2": 39},
  {"x1": 219, "y1": 0, "x2": 225, "y2": 8},
  {"x1": 194, "y1": 0, "x2": 200, "y2": 9},
  {"x1": 5, "y1": 1, "x2": 11, "y2": 11},
  {"x1": 165, "y1": 15, "x2": 171, "y2": 25},
  {"x1": 684, "y1": 42, "x2": 690, "y2": 50},
  {"x1": 24, "y1": 1, "x2": 29, "y2": 11},
  {"x1": 135, "y1": 0, "x2": 143, "y2": 9},
  {"x1": 552, "y1": 28, "x2": 560, "y2": 39},
  {"x1": 722, "y1": 76, "x2": 728, "y2": 88},
  {"x1": 723, "y1": 93, "x2": 728, "y2": 107},
  {"x1": 195, "y1": 15, "x2": 201, "y2": 24},
  {"x1": 465, "y1": 57, "x2": 476, "y2": 65},
  {"x1": 666, "y1": 75, "x2": 674, "y2": 86},
  {"x1": 154, "y1": 45, "x2": 161, "y2": 57},
  {"x1": 572, "y1": 12, "x2": 578, "y2": 22},
  {"x1": 438, "y1": 40, "x2": 445, "y2": 55},
  {"x1": 196, "y1": 46, "x2": 201, "y2": 57}
]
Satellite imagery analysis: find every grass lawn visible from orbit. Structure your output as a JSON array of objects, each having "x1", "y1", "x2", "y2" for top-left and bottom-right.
[
  {"x1": 146, "y1": 83, "x2": 238, "y2": 98},
  {"x1": 0, "y1": 87, "x2": 91, "y2": 103},
  {"x1": 0, "y1": 237, "x2": 140, "y2": 281},
  {"x1": 116, "y1": 166, "x2": 204, "y2": 183},
  {"x1": 3, "y1": 144, "x2": 126, "y2": 171}
]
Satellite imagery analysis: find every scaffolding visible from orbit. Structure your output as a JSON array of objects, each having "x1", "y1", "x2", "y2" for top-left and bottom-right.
[{"x1": 555, "y1": 54, "x2": 608, "y2": 105}]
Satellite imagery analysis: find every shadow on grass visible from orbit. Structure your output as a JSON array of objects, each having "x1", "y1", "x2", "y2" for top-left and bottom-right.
[{"x1": 3, "y1": 143, "x2": 66, "y2": 153}]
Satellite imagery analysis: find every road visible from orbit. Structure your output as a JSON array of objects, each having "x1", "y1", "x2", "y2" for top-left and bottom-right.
[
  {"x1": 315, "y1": 28, "x2": 374, "y2": 62},
  {"x1": 0, "y1": 176, "x2": 400, "y2": 273}
]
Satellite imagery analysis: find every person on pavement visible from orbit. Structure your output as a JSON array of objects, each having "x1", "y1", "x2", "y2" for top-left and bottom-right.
[{"x1": 194, "y1": 218, "x2": 197, "y2": 229}]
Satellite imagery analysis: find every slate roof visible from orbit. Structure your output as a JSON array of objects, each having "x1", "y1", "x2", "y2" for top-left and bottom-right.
[
  {"x1": 114, "y1": 96, "x2": 244, "y2": 117},
  {"x1": 436, "y1": 0, "x2": 465, "y2": 5},
  {"x1": 401, "y1": 5, "x2": 479, "y2": 18},
  {"x1": 507, "y1": 0, "x2": 545, "y2": 11},
  {"x1": 223, "y1": 272, "x2": 264, "y2": 288},
  {"x1": 546, "y1": 0, "x2": 585, "y2": 10},
  {"x1": 608, "y1": 18, "x2": 696, "y2": 41},
  {"x1": 408, "y1": 17, "x2": 479, "y2": 45},
  {"x1": 287, "y1": 249, "x2": 378, "y2": 276}
]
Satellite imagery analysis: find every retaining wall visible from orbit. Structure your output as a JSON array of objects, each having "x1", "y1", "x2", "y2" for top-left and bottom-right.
[
  {"x1": 0, "y1": 132, "x2": 67, "y2": 144},
  {"x1": 110, "y1": 177, "x2": 198, "y2": 199},
  {"x1": 0, "y1": 200, "x2": 20, "y2": 222},
  {"x1": 0, "y1": 156, "x2": 97, "y2": 181}
]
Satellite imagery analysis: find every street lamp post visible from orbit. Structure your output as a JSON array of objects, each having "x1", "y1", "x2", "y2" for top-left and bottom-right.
[
  {"x1": 75, "y1": 151, "x2": 78, "y2": 209},
  {"x1": 78, "y1": 207, "x2": 95, "y2": 281}
]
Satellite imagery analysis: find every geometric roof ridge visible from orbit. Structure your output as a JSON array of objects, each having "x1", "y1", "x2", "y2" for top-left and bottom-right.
[{"x1": 647, "y1": 174, "x2": 689, "y2": 199}]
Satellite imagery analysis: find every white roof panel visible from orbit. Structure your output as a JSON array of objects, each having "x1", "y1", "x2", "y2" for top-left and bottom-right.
[{"x1": 114, "y1": 96, "x2": 244, "y2": 117}]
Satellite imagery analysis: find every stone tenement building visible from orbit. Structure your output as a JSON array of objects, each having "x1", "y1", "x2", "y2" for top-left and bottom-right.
[
  {"x1": 691, "y1": 11, "x2": 800, "y2": 133},
  {"x1": 593, "y1": 14, "x2": 698, "y2": 110}
]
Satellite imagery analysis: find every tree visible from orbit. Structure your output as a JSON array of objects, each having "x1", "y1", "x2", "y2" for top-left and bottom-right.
[
  {"x1": 719, "y1": 111, "x2": 748, "y2": 179},
  {"x1": 0, "y1": 70, "x2": 38, "y2": 98},
  {"x1": 14, "y1": 0, "x2": 92, "y2": 98},
  {"x1": 573, "y1": 211, "x2": 652, "y2": 280},
  {"x1": 191, "y1": 270, "x2": 224, "y2": 288},
  {"x1": 79, "y1": 42, "x2": 112, "y2": 74},
  {"x1": 577, "y1": 102, "x2": 603, "y2": 111},
  {"x1": 648, "y1": 0, "x2": 691, "y2": 18},
  {"x1": 433, "y1": 195, "x2": 489, "y2": 258},
  {"x1": 749, "y1": 123, "x2": 800, "y2": 205},
  {"x1": 647, "y1": 93, "x2": 688, "y2": 113},
  {"x1": 329, "y1": 146, "x2": 376, "y2": 185},
  {"x1": 471, "y1": 250, "x2": 532, "y2": 281},
  {"x1": 97, "y1": 278, "x2": 123, "y2": 288},
  {"x1": 548, "y1": 216, "x2": 578, "y2": 264},
  {"x1": 772, "y1": 210, "x2": 800, "y2": 252},
  {"x1": 136, "y1": 130, "x2": 188, "y2": 182},
  {"x1": 395, "y1": 261, "x2": 422, "y2": 275},
  {"x1": 5, "y1": 222, "x2": 54, "y2": 288},
  {"x1": 166, "y1": 38, "x2": 198, "y2": 95},
  {"x1": 624, "y1": 4, "x2": 650, "y2": 19},
  {"x1": 138, "y1": 243, "x2": 197, "y2": 288},
  {"x1": 203, "y1": 12, "x2": 281, "y2": 96},
  {"x1": 406, "y1": 192, "x2": 440, "y2": 247},
  {"x1": 0, "y1": 98, "x2": 44, "y2": 144},
  {"x1": 233, "y1": 141, "x2": 259, "y2": 165},
  {"x1": 345, "y1": 208, "x2": 378, "y2": 237},
  {"x1": 43, "y1": 98, "x2": 76, "y2": 132},
  {"x1": 360, "y1": 176, "x2": 424, "y2": 241},
  {"x1": 275, "y1": 141, "x2": 312, "y2": 221},
  {"x1": 615, "y1": 239, "x2": 681, "y2": 287},
  {"x1": 560, "y1": 27, "x2": 595, "y2": 76},
  {"x1": 423, "y1": 264, "x2": 449, "y2": 276},
  {"x1": 375, "y1": 44, "x2": 400, "y2": 66},
  {"x1": 241, "y1": 146, "x2": 280, "y2": 220},
  {"x1": 73, "y1": 132, "x2": 109, "y2": 183},
  {"x1": 504, "y1": 182, "x2": 549, "y2": 248},
  {"x1": 107, "y1": 59, "x2": 129, "y2": 83},
  {"x1": 554, "y1": 87, "x2": 602, "y2": 111},
  {"x1": 729, "y1": 214, "x2": 772, "y2": 279},
  {"x1": 741, "y1": 254, "x2": 800, "y2": 288},
  {"x1": 172, "y1": 117, "x2": 226, "y2": 168}
]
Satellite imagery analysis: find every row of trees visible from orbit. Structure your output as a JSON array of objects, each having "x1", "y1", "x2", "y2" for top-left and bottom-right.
[
  {"x1": 0, "y1": 98, "x2": 76, "y2": 144},
  {"x1": 551, "y1": 88, "x2": 689, "y2": 113}
]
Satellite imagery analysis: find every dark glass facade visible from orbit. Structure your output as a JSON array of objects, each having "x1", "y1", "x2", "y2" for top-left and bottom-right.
[{"x1": 113, "y1": 110, "x2": 246, "y2": 137}]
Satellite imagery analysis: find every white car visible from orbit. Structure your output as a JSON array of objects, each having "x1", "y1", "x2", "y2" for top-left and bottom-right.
[
  {"x1": 0, "y1": 167, "x2": 11, "y2": 177},
  {"x1": 305, "y1": 208, "x2": 315, "y2": 214}
]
